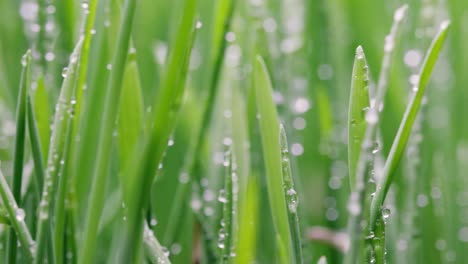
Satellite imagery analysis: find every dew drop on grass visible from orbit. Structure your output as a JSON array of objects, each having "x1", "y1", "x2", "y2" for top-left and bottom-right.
[
  {"x1": 292, "y1": 97, "x2": 311, "y2": 114},
  {"x1": 291, "y1": 143, "x2": 304, "y2": 156},
  {"x1": 371, "y1": 142, "x2": 380, "y2": 154},
  {"x1": 178, "y1": 172, "x2": 189, "y2": 184},
  {"x1": 150, "y1": 218, "x2": 157, "y2": 227},
  {"x1": 384, "y1": 35, "x2": 394, "y2": 52},
  {"x1": 218, "y1": 189, "x2": 227, "y2": 203},
  {"x1": 196, "y1": 21, "x2": 203, "y2": 29},
  {"x1": 161, "y1": 246, "x2": 170, "y2": 257},
  {"x1": 382, "y1": 208, "x2": 391, "y2": 219},
  {"x1": 365, "y1": 108, "x2": 378, "y2": 124},
  {"x1": 293, "y1": 117, "x2": 306, "y2": 130},
  {"x1": 106, "y1": 64, "x2": 112, "y2": 70},
  {"x1": 62, "y1": 67, "x2": 69, "y2": 78},
  {"x1": 15, "y1": 208, "x2": 25, "y2": 221},
  {"x1": 170, "y1": 243, "x2": 182, "y2": 255}
]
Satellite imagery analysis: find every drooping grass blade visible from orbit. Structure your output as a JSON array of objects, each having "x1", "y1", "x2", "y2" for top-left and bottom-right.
[
  {"x1": 254, "y1": 55, "x2": 293, "y2": 263},
  {"x1": 279, "y1": 124, "x2": 304, "y2": 264},
  {"x1": 6, "y1": 49, "x2": 31, "y2": 263},
  {"x1": 369, "y1": 20, "x2": 451, "y2": 230}
]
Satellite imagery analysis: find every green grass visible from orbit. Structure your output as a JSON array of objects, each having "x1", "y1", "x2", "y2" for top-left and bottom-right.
[{"x1": 0, "y1": 0, "x2": 462, "y2": 263}]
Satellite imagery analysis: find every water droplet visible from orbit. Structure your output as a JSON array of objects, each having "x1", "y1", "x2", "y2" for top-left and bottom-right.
[
  {"x1": 62, "y1": 67, "x2": 69, "y2": 78},
  {"x1": 162, "y1": 246, "x2": 170, "y2": 257},
  {"x1": 384, "y1": 35, "x2": 394, "y2": 52},
  {"x1": 371, "y1": 142, "x2": 380, "y2": 154},
  {"x1": 218, "y1": 190, "x2": 227, "y2": 203},
  {"x1": 292, "y1": 97, "x2": 311, "y2": 114},
  {"x1": 291, "y1": 143, "x2": 304, "y2": 156},
  {"x1": 171, "y1": 243, "x2": 182, "y2": 255},
  {"x1": 393, "y1": 5, "x2": 407, "y2": 22},
  {"x1": 196, "y1": 21, "x2": 203, "y2": 29},
  {"x1": 225, "y1": 32, "x2": 236, "y2": 42},
  {"x1": 365, "y1": 108, "x2": 378, "y2": 124},
  {"x1": 382, "y1": 208, "x2": 391, "y2": 219},
  {"x1": 106, "y1": 64, "x2": 112, "y2": 70},
  {"x1": 286, "y1": 188, "x2": 296, "y2": 196},
  {"x1": 15, "y1": 209, "x2": 25, "y2": 221},
  {"x1": 150, "y1": 218, "x2": 157, "y2": 226},
  {"x1": 288, "y1": 200, "x2": 298, "y2": 213}
]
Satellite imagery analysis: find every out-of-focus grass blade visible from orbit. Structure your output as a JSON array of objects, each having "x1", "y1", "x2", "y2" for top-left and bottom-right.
[
  {"x1": 78, "y1": 0, "x2": 138, "y2": 261},
  {"x1": 33, "y1": 76, "x2": 50, "y2": 159},
  {"x1": 254, "y1": 55, "x2": 293, "y2": 263},
  {"x1": 219, "y1": 151, "x2": 234, "y2": 263},
  {"x1": 347, "y1": 46, "x2": 370, "y2": 191},
  {"x1": 34, "y1": 38, "x2": 83, "y2": 264},
  {"x1": 6, "y1": 49, "x2": 31, "y2": 263},
  {"x1": 0, "y1": 207, "x2": 11, "y2": 225},
  {"x1": 279, "y1": 124, "x2": 303, "y2": 264},
  {"x1": 234, "y1": 177, "x2": 258, "y2": 264},
  {"x1": 118, "y1": 51, "x2": 144, "y2": 168},
  {"x1": 120, "y1": 0, "x2": 198, "y2": 262},
  {"x1": 27, "y1": 94, "x2": 46, "y2": 194},
  {"x1": 0, "y1": 168, "x2": 35, "y2": 259},
  {"x1": 369, "y1": 20, "x2": 451, "y2": 230}
]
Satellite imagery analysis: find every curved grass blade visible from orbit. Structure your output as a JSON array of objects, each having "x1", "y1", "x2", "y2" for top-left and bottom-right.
[
  {"x1": 279, "y1": 124, "x2": 303, "y2": 264},
  {"x1": 78, "y1": 0, "x2": 138, "y2": 261},
  {"x1": 254, "y1": 56, "x2": 293, "y2": 263},
  {"x1": 34, "y1": 38, "x2": 83, "y2": 264},
  {"x1": 219, "y1": 151, "x2": 234, "y2": 263},
  {"x1": 347, "y1": 46, "x2": 370, "y2": 191},
  {"x1": 0, "y1": 168, "x2": 35, "y2": 259},
  {"x1": 369, "y1": 20, "x2": 451, "y2": 230},
  {"x1": 6, "y1": 49, "x2": 31, "y2": 263},
  {"x1": 120, "y1": 0, "x2": 198, "y2": 262}
]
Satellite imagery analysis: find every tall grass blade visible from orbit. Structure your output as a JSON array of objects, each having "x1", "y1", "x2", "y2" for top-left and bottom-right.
[
  {"x1": 34, "y1": 38, "x2": 83, "y2": 264},
  {"x1": 254, "y1": 55, "x2": 293, "y2": 263},
  {"x1": 27, "y1": 94, "x2": 46, "y2": 195},
  {"x1": 6, "y1": 49, "x2": 31, "y2": 263},
  {"x1": 78, "y1": 0, "x2": 138, "y2": 261},
  {"x1": 369, "y1": 20, "x2": 451, "y2": 230},
  {"x1": 33, "y1": 76, "x2": 50, "y2": 158},
  {"x1": 347, "y1": 46, "x2": 370, "y2": 191}
]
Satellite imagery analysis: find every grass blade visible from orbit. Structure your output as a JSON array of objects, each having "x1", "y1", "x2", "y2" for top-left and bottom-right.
[
  {"x1": 254, "y1": 55, "x2": 293, "y2": 263},
  {"x1": 33, "y1": 76, "x2": 50, "y2": 159},
  {"x1": 78, "y1": 0, "x2": 138, "y2": 261},
  {"x1": 6, "y1": 49, "x2": 31, "y2": 263},
  {"x1": 143, "y1": 221, "x2": 171, "y2": 264},
  {"x1": 34, "y1": 38, "x2": 83, "y2": 263},
  {"x1": 0, "y1": 168, "x2": 35, "y2": 259},
  {"x1": 279, "y1": 124, "x2": 303, "y2": 264},
  {"x1": 347, "y1": 46, "x2": 370, "y2": 191},
  {"x1": 369, "y1": 20, "x2": 451, "y2": 230}
]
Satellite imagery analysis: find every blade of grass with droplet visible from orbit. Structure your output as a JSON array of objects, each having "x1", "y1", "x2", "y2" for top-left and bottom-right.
[
  {"x1": 34, "y1": 38, "x2": 83, "y2": 264},
  {"x1": 254, "y1": 56, "x2": 293, "y2": 263},
  {"x1": 348, "y1": 46, "x2": 370, "y2": 191},
  {"x1": 6, "y1": 49, "x2": 31, "y2": 263},
  {"x1": 78, "y1": 0, "x2": 138, "y2": 261},
  {"x1": 279, "y1": 124, "x2": 303, "y2": 264},
  {"x1": 33, "y1": 75, "x2": 50, "y2": 159},
  {"x1": 142, "y1": 221, "x2": 171, "y2": 264},
  {"x1": 0, "y1": 168, "x2": 35, "y2": 259},
  {"x1": 344, "y1": 46, "x2": 370, "y2": 264},
  {"x1": 369, "y1": 20, "x2": 451, "y2": 230},
  {"x1": 120, "y1": 0, "x2": 198, "y2": 261}
]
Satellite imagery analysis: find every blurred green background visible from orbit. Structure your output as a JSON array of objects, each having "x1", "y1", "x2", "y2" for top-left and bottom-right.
[{"x1": 0, "y1": 0, "x2": 467, "y2": 263}]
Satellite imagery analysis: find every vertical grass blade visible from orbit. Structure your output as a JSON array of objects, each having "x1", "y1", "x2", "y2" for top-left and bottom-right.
[
  {"x1": 0, "y1": 168, "x2": 35, "y2": 259},
  {"x1": 347, "y1": 46, "x2": 370, "y2": 191},
  {"x1": 279, "y1": 124, "x2": 303, "y2": 264},
  {"x1": 78, "y1": 0, "x2": 138, "y2": 261},
  {"x1": 369, "y1": 20, "x2": 451, "y2": 230},
  {"x1": 254, "y1": 55, "x2": 293, "y2": 263},
  {"x1": 6, "y1": 49, "x2": 31, "y2": 263},
  {"x1": 219, "y1": 151, "x2": 234, "y2": 263}
]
